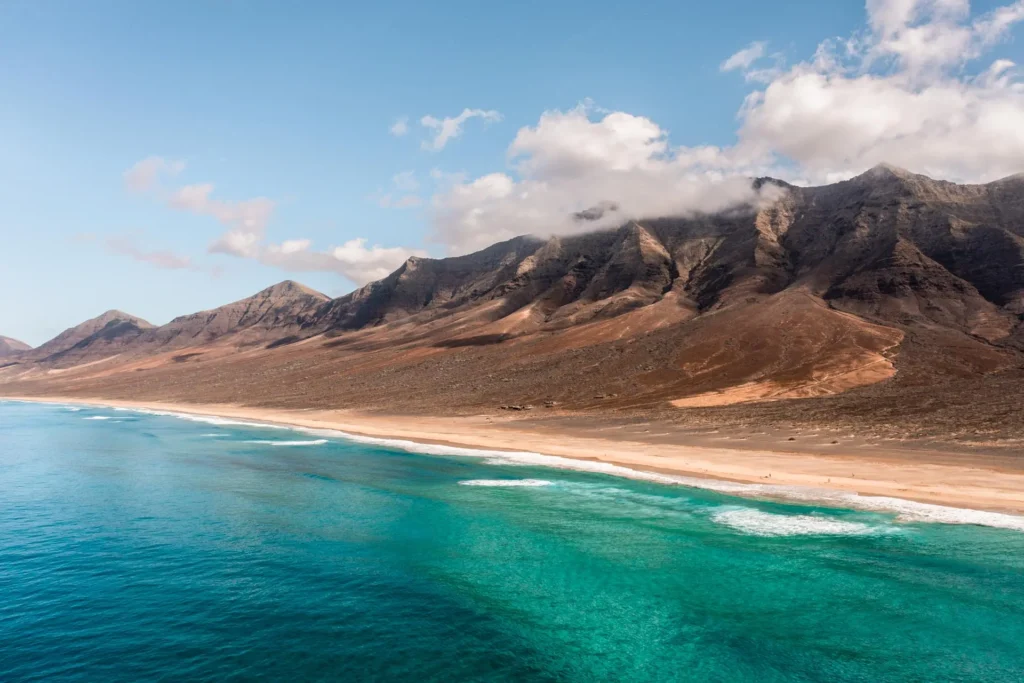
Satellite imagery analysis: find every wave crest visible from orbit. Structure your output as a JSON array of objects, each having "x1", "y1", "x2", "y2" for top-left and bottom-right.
[
  {"x1": 459, "y1": 479, "x2": 553, "y2": 487},
  {"x1": 712, "y1": 508, "x2": 879, "y2": 537},
  {"x1": 115, "y1": 407, "x2": 288, "y2": 430},
  {"x1": 44, "y1": 402, "x2": 1024, "y2": 533}
]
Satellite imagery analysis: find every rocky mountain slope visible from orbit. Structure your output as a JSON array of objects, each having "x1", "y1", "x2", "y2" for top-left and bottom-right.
[
  {"x1": 21, "y1": 311, "x2": 154, "y2": 364},
  {"x1": 15, "y1": 281, "x2": 329, "y2": 369},
  {"x1": 2, "y1": 165, "x2": 1022, "y2": 440},
  {"x1": 142, "y1": 280, "x2": 329, "y2": 350},
  {"x1": 0, "y1": 336, "x2": 30, "y2": 360},
  {"x1": 300, "y1": 164, "x2": 1023, "y2": 346}
]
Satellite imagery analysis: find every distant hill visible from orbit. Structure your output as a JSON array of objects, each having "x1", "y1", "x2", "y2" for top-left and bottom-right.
[
  {"x1": 142, "y1": 280, "x2": 329, "y2": 350},
  {"x1": 23, "y1": 281, "x2": 329, "y2": 368},
  {"x1": 25, "y1": 311, "x2": 154, "y2": 364},
  {"x1": 0, "y1": 336, "x2": 30, "y2": 360}
]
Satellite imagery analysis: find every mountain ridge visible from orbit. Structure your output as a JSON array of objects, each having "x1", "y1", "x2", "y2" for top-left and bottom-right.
[
  {"x1": 0, "y1": 335, "x2": 31, "y2": 360},
  {"x1": 143, "y1": 280, "x2": 330, "y2": 350},
  {"x1": 2, "y1": 166, "x2": 1022, "y2": 440},
  {"x1": 24, "y1": 310, "x2": 154, "y2": 363}
]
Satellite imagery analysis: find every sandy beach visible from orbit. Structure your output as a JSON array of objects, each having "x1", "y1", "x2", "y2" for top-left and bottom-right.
[{"x1": 7, "y1": 394, "x2": 1024, "y2": 516}]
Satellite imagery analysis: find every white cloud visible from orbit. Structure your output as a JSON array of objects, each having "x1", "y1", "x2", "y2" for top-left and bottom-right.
[
  {"x1": 104, "y1": 236, "x2": 220, "y2": 276},
  {"x1": 431, "y1": 104, "x2": 772, "y2": 254},
  {"x1": 276, "y1": 238, "x2": 312, "y2": 254},
  {"x1": 420, "y1": 108, "x2": 503, "y2": 151},
  {"x1": 262, "y1": 237, "x2": 427, "y2": 284},
  {"x1": 866, "y1": 0, "x2": 970, "y2": 38},
  {"x1": 860, "y1": 0, "x2": 1024, "y2": 76},
  {"x1": 721, "y1": 41, "x2": 768, "y2": 72},
  {"x1": 163, "y1": 183, "x2": 276, "y2": 258},
  {"x1": 736, "y1": 63, "x2": 1024, "y2": 182},
  {"x1": 106, "y1": 236, "x2": 193, "y2": 269},
  {"x1": 732, "y1": 0, "x2": 1024, "y2": 182},
  {"x1": 509, "y1": 106, "x2": 669, "y2": 177},
  {"x1": 430, "y1": 0, "x2": 1024, "y2": 254},
  {"x1": 112, "y1": 2, "x2": 1024, "y2": 291},
  {"x1": 122, "y1": 157, "x2": 422, "y2": 285},
  {"x1": 390, "y1": 117, "x2": 409, "y2": 136},
  {"x1": 123, "y1": 156, "x2": 185, "y2": 192},
  {"x1": 123, "y1": 160, "x2": 277, "y2": 258}
]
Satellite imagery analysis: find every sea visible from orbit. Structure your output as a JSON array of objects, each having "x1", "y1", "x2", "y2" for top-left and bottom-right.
[{"x1": 2, "y1": 399, "x2": 1024, "y2": 682}]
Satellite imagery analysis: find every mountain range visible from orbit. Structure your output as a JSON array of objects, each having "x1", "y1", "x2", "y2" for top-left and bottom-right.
[{"x1": 3, "y1": 165, "x2": 1023, "y2": 441}]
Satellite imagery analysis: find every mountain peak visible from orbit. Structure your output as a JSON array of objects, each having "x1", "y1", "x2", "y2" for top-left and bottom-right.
[
  {"x1": 98, "y1": 309, "x2": 151, "y2": 325},
  {"x1": 26, "y1": 309, "x2": 153, "y2": 361},
  {"x1": 258, "y1": 280, "x2": 329, "y2": 301},
  {"x1": 851, "y1": 163, "x2": 911, "y2": 181},
  {"x1": 872, "y1": 162, "x2": 909, "y2": 174},
  {"x1": 147, "y1": 280, "x2": 332, "y2": 350},
  {"x1": 0, "y1": 335, "x2": 30, "y2": 359},
  {"x1": 753, "y1": 176, "x2": 795, "y2": 191}
]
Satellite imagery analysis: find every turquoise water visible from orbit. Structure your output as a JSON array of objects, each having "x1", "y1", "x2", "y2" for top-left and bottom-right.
[{"x1": 2, "y1": 402, "x2": 1024, "y2": 681}]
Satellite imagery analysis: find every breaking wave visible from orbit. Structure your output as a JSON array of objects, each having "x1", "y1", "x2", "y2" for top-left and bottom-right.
[
  {"x1": 112, "y1": 407, "x2": 288, "y2": 430},
  {"x1": 289, "y1": 428, "x2": 1024, "y2": 532},
  {"x1": 245, "y1": 439, "x2": 328, "y2": 447},
  {"x1": 459, "y1": 479, "x2": 553, "y2": 487},
  {"x1": 711, "y1": 508, "x2": 881, "y2": 537},
  {"x1": 41, "y1": 401, "x2": 1024, "y2": 534}
]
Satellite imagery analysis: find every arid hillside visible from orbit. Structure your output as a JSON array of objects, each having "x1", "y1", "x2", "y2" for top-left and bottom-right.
[
  {"x1": 0, "y1": 336, "x2": 30, "y2": 360},
  {"x1": 3, "y1": 165, "x2": 1023, "y2": 443}
]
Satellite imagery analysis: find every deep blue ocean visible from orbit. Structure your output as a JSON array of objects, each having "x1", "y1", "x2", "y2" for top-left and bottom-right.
[{"x1": 2, "y1": 400, "x2": 1024, "y2": 682}]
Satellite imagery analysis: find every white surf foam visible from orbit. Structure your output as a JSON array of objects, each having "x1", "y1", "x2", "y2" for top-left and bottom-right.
[
  {"x1": 245, "y1": 439, "x2": 328, "y2": 447},
  {"x1": 286, "y1": 426, "x2": 1024, "y2": 532},
  {"x1": 711, "y1": 508, "x2": 879, "y2": 537},
  {"x1": 113, "y1": 407, "x2": 289, "y2": 430},
  {"x1": 481, "y1": 457, "x2": 531, "y2": 466},
  {"x1": 459, "y1": 479, "x2": 553, "y2": 487},
  {"x1": 47, "y1": 403, "x2": 1024, "y2": 533},
  {"x1": 83, "y1": 416, "x2": 114, "y2": 421},
  {"x1": 818, "y1": 493, "x2": 1024, "y2": 532}
]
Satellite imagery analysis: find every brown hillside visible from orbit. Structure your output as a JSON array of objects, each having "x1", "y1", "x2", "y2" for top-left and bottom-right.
[{"x1": 3, "y1": 165, "x2": 1023, "y2": 443}]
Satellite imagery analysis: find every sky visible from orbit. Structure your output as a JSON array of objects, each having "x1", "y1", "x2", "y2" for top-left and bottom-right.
[{"x1": 1, "y1": 0, "x2": 1023, "y2": 346}]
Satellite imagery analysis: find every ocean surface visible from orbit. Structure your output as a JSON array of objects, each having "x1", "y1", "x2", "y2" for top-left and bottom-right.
[{"x1": 2, "y1": 401, "x2": 1024, "y2": 681}]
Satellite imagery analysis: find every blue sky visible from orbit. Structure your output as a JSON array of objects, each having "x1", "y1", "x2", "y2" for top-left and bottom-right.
[{"x1": 2, "y1": 0, "x2": 1022, "y2": 345}]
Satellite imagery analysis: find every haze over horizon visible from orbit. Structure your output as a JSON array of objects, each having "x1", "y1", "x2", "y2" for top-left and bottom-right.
[{"x1": 3, "y1": 0, "x2": 1024, "y2": 346}]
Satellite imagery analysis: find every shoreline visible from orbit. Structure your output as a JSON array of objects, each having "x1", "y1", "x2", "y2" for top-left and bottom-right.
[{"x1": 7, "y1": 394, "x2": 1024, "y2": 522}]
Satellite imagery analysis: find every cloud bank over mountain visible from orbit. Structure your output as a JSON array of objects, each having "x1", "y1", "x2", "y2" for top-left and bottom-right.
[
  {"x1": 116, "y1": 1, "x2": 1024, "y2": 278},
  {"x1": 429, "y1": 0, "x2": 1024, "y2": 253}
]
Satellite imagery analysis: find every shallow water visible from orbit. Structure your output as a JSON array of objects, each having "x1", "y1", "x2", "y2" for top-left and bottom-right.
[{"x1": 2, "y1": 401, "x2": 1024, "y2": 681}]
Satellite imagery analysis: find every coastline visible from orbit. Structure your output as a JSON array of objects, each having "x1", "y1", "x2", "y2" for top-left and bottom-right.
[{"x1": 6, "y1": 394, "x2": 1024, "y2": 520}]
